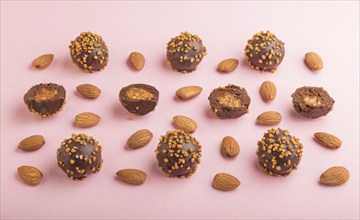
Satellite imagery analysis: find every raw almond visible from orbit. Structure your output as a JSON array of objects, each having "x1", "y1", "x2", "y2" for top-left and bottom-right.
[
  {"x1": 127, "y1": 129, "x2": 153, "y2": 149},
  {"x1": 116, "y1": 169, "x2": 147, "y2": 185},
  {"x1": 314, "y1": 132, "x2": 342, "y2": 149},
  {"x1": 76, "y1": 84, "x2": 101, "y2": 99},
  {"x1": 173, "y1": 115, "x2": 197, "y2": 133},
  {"x1": 75, "y1": 112, "x2": 101, "y2": 128},
  {"x1": 17, "y1": 165, "x2": 43, "y2": 186},
  {"x1": 256, "y1": 111, "x2": 282, "y2": 125},
  {"x1": 305, "y1": 52, "x2": 323, "y2": 70},
  {"x1": 320, "y1": 166, "x2": 350, "y2": 186},
  {"x1": 213, "y1": 173, "x2": 240, "y2": 191},
  {"x1": 128, "y1": 52, "x2": 145, "y2": 71},
  {"x1": 175, "y1": 86, "x2": 202, "y2": 100},
  {"x1": 18, "y1": 135, "x2": 45, "y2": 152},
  {"x1": 221, "y1": 136, "x2": 240, "y2": 158},
  {"x1": 259, "y1": 81, "x2": 277, "y2": 102},
  {"x1": 217, "y1": 58, "x2": 239, "y2": 73},
  {"x1": 31, "y1": 54, "x2": 54, "y2": 69}
]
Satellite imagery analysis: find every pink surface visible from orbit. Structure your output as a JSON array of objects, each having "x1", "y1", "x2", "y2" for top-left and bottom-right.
[{"x1": 1, "y1": 1, "x2": 359, "y2": 219}]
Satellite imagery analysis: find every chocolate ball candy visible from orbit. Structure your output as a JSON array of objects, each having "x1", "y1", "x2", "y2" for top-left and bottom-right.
[
  {"x1": 23, "y1": 83, "x2": 66, "y2": 118},
  {"x1": 244, "y1": 31, "x2": 285, "y2": 72},
  {"x1": 292, "y1": 86, "x2": 335, "y2": 119},
  {"x1": 155, "y1": 130, "x2": 202, "y2": 178},
  {"x1": 119, "y1": 84, "x2": 159, "y2": 116},
  {"x1": 166, "y1": 32, "x2": 207, "y2": 73},
  {"x1": 57, "y1": 134, "x2": 103, "y2": 180},
  {"x1": 208, "y1": 84, "x2": 251, "y2": 119},
  {"x1": 69, "y1": 32, "x2": 109, "y2": 73},
  {"x1": 256, "y1": 128, "x2": 303, "y2": 176}
]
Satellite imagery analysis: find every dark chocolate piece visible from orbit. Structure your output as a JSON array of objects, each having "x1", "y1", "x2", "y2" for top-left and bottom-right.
[
  {"x1": 292, "y1": 86, "x2": 334, "y2": 119},
  {"x1": 119, "y1": 84, "x2": 159, "y2": 116},
  {"x1": 69, "y1": 32, "x2": 109, "y2": 73},
  {"x1": 208, "y1": 84, "x2": 251, "y2": 119},
  {"x1": 23, "y1": 83, "x2": 66, "y2": 118},
  {"x1": 244, "y1": 31, "x2": 285, "y2": 72},
  {"x1": 256, "y1": 128, "x2": 303, "y2": 176},
  {"x1": 155, "y1": 130, "x2": 202, "y2": 178},
  {"x1": 166, "y1": 32, "x2": 207, "y2": 73},
  {"x1": 56, "y1": 134, "x2": 103, "y2": 180}
]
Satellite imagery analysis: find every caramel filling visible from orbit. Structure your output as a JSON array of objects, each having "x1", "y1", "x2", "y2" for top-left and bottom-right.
[
  {"x1": 217, "y1": 93, "x2": 241, "y2": 108},
  {"x1": 35, "y1": 88, "x2": 58, "y2": 101},
  {"x1": 126, "y1": 87, "x2": 154, "y2": 100}
]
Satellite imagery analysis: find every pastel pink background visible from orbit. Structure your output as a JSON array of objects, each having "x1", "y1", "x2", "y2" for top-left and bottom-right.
[{"x1": 1, "y1": 1, "x2": 359, "y2": 219}]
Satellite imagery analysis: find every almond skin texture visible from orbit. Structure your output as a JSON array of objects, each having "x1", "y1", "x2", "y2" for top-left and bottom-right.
[
  {"x1": 75, "y1": 112, "x2": 101, "y2": 128},
  {"x1": 31, "y1": 54, "x2": 54, "y2": 69},
  {"x1": 127, "y1": 129, "x2": 153, "y2": 149},
  {"x1": 17, "y1": 166, "x2": 43, "y2": 186},
  {"x1": 305, "y1": 52, "x2": 323, "y2": 70},
  {"x1": 221, "y1": 136, "x2": 240, "y2": 158},
  {"x1": 259, "y1": 81, "x2": 277, "y2": 102},
  {"x1": 175, "y1": 86, "x2": 202, "y2": 100},
  {"x1": 18, "y1": 135, "x2": 45, "y2": 152},
  {"x1": 76, "y1": 84, "x2": 101, "y2": 99},
  {"x1": 320, "y1": 166, "x2": 350, "y2": 186},
  {"x1": 173, "y1": 115, "x2": 198, "y2": 133},
  {"x1": 256, "y1": 111, "x2": 282, "y2": 125},
  {"x1": 116, "y1": 169, "x2": 147, "y2": 185},
  {"x1": 314, "y1": 132, "x2": 342, "y2": 149},
  {"x1": 128, "y1": 52, "x2": 145, "y2": 71},
  {"x1": 217, "y1": 58, "x2": 239, "y2": 73},
  {"x1": 213, "y1": 173, "x2": 240, "y2": 191}
]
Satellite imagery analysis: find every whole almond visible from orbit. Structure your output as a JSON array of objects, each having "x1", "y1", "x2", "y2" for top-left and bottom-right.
[
  {"x1": 305, "y1": 52, "x2": 323, "y2": 70},
  {"x1": 75, "y1": 112, "x2": 101, "y2": 128},
  {"x1": 173, "y1": 115, "x2": 197, "y2": 133},
  {"x1": 31, "y1": 54, "x2": 54, "y2": 69},
  {"x1": 18, "y1": 135, "x2": 45, "y2": 152},
  {"x1": 221, "y1": 136, "x2": 240, "y2": 158},
  {"x1": 76, "y1": 84, "x2": 101, "y2": 99},
  {"x1": 175, "y1": 86, "x2": 202, "y2": 100},
  {"x1": 256, "y1": 111, "x2": 282, "y2": 125},
  {"x1": 127, "y1": 129, "x2": 153, "y2": 149},
  {"x1": 320, "y1": 166, "x2": 350, "y2": 186},
  {"x1": 17, "y1": 166, "x2": 43, "y2": 186},
  {"x1": 116, "y1": 169, "x2": 147, "y2": 185},
  {"x1": 314, "y1": 132, "x2": 342, "y2": 149},
  {"x1": 213, "y1": 173, "x2": 240, "y2": 191},
  {"x1": 259, "y1": 81, "x2": 277, "y2": 102},
  {"x1": 128, "y1": 52, "x2": 145, "y2": 71},
  {"x1": 217, "y1": 58, "x2": 239, "y2": 73}
]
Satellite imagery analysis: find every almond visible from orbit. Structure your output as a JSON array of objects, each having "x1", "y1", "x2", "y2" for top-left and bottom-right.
[
  {"x1": 305, "y1": 52, "x2": 323, "y2": 70},
  {"x1": 31, "y1": 54, "x2": 54, "y2": 69},
  {"x1": 76, "y1": 84, "x2": 101, "y2": 99},
  {"x1": 213, "y1": 173, "x2": 240, "y2": 191},
  {"x1": 259, "y1": 81, "x2": 277, "y2": 102},
  {"x1": 116, "y1": 169, "x2": 147, "y2": 185},
  {"x1": 128, "y1": 52, "x2": 145, "y2": 71},
  {"x1": 173, "y1": 115, "x2": 198, "y2": 133},
  {"x1": 18, "y1": 135, "x2": 45, "y2": 152},
  {"x1": 320, "y1": 166, "x2": 350, "y2": 186},
  {"x1": 75, "y1": 112, "x2": 101, "y2": 128},
  {"x1": 314, "y1": 132, "x2": 342, "y2": 149},
  {"x1": 217, "y1": 58, "x2": 239, "y2": 73},
  {"x1": 256, "y1": 111, "x2": 282, "y2": 125},
  {"x1": 175, "y1": 86, "x2": 202, "y2": 100},
  {"x1": 221, "y1": 136, "x2": 240, "y2": 158},
  {"x1": 127, "y1": 129, "x2": 153, "y2": 149},
  {"x1": 17, "y1": 165, "x2": 43, "y2": 186}
]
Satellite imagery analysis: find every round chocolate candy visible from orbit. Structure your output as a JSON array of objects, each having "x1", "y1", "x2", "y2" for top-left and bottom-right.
[
  {"x1": 57, "y1": 134, "x2": 103, "y2": 180},
  {"x1": 292, "y1": 86, "x2": 334, "y2": 119},
  {"x1": 208, "y1": 84, "x2": 251, "y2": 119},
  {"x1": 69, "y1": 32, "x2": 109, "y2": 73},
  {"x1": 244, "y1": 31, "x2": 285, "y2": 72},
  {"x1": 155, "y1": 130, "x2": 202, "y2": 178},
  {"x1": 23, "y1": 83, "x2": 66, "y2": 118},
  {"x1": 166, "y1": 32, "x2": 207, "y2": 73},
  {"x1": 256, "y1": 128, "x2": 303, "y2": 176}
]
